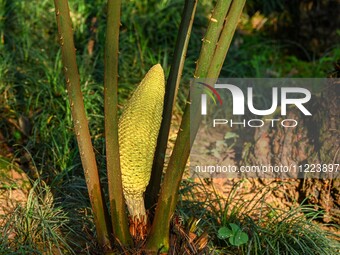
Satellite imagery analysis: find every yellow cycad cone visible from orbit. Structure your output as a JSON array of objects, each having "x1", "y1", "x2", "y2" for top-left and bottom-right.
[{"x1": 119, "y1": 64, "x2": 165, "y2": 222}]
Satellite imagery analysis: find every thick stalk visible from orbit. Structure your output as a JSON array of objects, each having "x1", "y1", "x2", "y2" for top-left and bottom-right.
[
  {"x1": 53, "y1": 0, "x2": 112, "y2": 250},
  {"x1": 104, "y1": 0, "x2": 132, "y2": 246},
  {"x1": 145, "y1": 0, "x2": 198, "y2": 212},
  {"x1": 195, "y1": 0, "x2": 232, "y2": 78},
  {"x1": 145, "y1": 0, "x2": 246, "y2": 252},
  {"x1": 144, "y1": 95, "x2": 197, "y2": 253},
  {"x1": 207, "y1": 0, "x2": 246, "y2": 78}
]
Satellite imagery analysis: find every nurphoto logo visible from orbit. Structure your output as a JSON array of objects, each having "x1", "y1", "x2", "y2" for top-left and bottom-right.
[
  {"x1": 198, "y1": 82, "x2": 312, "y2": 128},
  {"x1": 190, "y1": 78, "x2": 339, "y2": 179}
]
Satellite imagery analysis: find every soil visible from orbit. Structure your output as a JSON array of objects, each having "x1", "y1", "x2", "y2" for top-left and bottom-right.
[{"x1": 0, "y1": 131, "x2": 31, "y2": 226}]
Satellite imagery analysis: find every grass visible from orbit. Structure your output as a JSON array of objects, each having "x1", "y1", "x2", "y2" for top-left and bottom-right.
[
  {"x1": 0, "y1": 0, "x2": 339, "y2": 254},
  {"x1": 179, "y1": 179, "x2": 340, "y2": 254},
  {"x1": 0, "y1": 180, "x2": 76, "y2": 254}
]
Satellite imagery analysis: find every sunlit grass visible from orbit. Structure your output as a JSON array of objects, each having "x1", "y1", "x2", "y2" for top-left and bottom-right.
[
  {"x1": 179, "y1": 179, "x2": 340, "y2": 254},
  {"x1": 0, "y1": 180, "x2": 76, "y2": 254}
]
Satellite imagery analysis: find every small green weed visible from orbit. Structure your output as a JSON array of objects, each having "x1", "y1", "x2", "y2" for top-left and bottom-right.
[{"x1": 218, "y1": 223, "x2": 249, "y2": 246}]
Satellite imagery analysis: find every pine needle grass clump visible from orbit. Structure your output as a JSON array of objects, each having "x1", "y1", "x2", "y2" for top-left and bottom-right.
[
  {"x1": 179, "y1": 179, "x2": 340, "y2": 255},
  {"x1": 0, "y1": 180, "x2": 76, "y2": 255},
  {"x1": 254, "y1": 206, "x2": 340, "y2": 255}
]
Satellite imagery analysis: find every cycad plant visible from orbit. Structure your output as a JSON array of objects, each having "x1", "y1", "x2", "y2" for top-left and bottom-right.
[{"x1": 53, "y1": 0, "x2": 245, "y2": 253}]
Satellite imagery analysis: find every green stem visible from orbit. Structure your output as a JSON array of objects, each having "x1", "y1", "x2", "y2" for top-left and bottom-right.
[
  {"x1": 104, "y1": 0, "x2": 132, "y2": 246},
  {"x1": 195, "y1": 0, "x2": 232, "y2": 78},
  {"x1": 145, "y1": 0, "x2": 246, "y2": 252},
  {"x1": 144, "y1": 96, "x2": 195, "y2": 253},
  {"x1": 145, "y1": 0, "x2": 198, "y2": 213},
  {"x1": 207, "y1": 0, "x2": 246, "y2": 78},
  {"x1": 53, "y1": 0, "x2": 112, "y2": 251}
]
